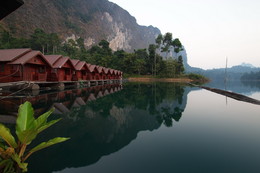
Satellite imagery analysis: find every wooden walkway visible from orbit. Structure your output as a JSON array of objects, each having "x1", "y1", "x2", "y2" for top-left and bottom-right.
[{"x1": 0, "y1": 79, "x2": 122, "y2": 91}]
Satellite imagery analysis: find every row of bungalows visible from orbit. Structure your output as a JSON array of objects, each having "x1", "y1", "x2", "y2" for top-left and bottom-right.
[{"x1": 0, "y1": 48, "x2": 123, "y2": 84}]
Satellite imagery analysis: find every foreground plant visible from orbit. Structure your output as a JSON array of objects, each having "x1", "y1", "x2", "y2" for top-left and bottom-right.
[{"x1": 0, "y1": 101, "x2": 69, "y2": 172}]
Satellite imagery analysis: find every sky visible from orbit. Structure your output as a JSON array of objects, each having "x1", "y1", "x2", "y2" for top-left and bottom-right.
[{"x1": 109, "y1": 0, "x2": 260, "y2": 69}]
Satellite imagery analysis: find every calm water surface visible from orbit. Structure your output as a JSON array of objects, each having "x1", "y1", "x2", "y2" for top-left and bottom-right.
[{"x1": 1, "y1": 81, "x2": 259, "y2": 173}]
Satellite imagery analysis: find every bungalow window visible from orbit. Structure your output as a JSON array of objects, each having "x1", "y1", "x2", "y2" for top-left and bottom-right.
[
  {"x1": 12, "y1": 65, "x2": 20, "y2": 76},
  {"x1": 0, "y1": 64, "x2": 4, "y2": 72},
  {"x1": 38, "y1": 66, "x2": 45, "y2": 73},
  {"x1": 65, "y1": 69, "x2": 71, "y2": 75},
  {"x1": 51, "y1": 69, "x2": 57, "y2": 73},
  {"x1": 81, "y1": 71, "x2": 86, "y2": 75}
]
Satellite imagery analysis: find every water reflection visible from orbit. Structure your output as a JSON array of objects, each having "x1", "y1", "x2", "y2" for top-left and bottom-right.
[
  {"x1": 0, "y1": 84, "x2": 123, "y2": 123},
  {"x1": 206, "y1": 80, "x2": 260, "y2": 95},
  {"x1": 20, "y1": 83, "x2": 191, "y2": 173}
]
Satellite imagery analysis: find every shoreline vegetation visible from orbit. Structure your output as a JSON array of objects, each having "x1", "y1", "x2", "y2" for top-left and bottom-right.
[
  {"x1": 126, "y1": 73, "x2": 209, "y2": 83},
  {"x1": 127, "y1": 77, "x2": 192, "y2": 83},
  {"x1": 124, "y1": 73, "x2": 210, "y2": 84}
]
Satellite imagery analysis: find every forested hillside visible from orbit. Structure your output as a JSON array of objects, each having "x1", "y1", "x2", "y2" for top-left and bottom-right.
[{"x1": 0, "y1": 0, "x2": 160, "y2": 51}]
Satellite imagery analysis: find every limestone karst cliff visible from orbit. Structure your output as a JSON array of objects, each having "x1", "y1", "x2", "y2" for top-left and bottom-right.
[{"x1": 0, "y1": 0, "x2": 161, "y2": 51}]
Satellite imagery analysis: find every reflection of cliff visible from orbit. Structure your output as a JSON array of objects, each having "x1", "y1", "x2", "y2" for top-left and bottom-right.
[{"x1": 26, "y1": 83, "x2": 195, "y2": 173}]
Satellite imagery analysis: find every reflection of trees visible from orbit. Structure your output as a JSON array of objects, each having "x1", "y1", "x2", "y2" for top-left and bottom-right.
[
  {"x1": 74, "y1": 83, "x2": 186, "y2": 127},
  {"x1": 241, "y1": 80, "x2": 260, "y2": 89},
  {"x1": 156, "y1": 106, "x2": 184, "y2": 127},
  {"x1": 109, "y1": 82, "x2": 185, "y2": 127},
  {"x1": 26, "y1": 83, "x2": 187, "y2": 173}
]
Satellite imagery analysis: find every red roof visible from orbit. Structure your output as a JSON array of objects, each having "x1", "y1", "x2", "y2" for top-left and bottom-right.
[
  {"x1": 71, "y1": 59, "x2": 80, "y2": 67},
  {"x1": 45, "y1": 55, "x2": 75, "y2": 69},
  {"x1": 0, "y1": 48, "x2": 31, "y2": 62},
  {"x1": 45, "y1": 55, "x2": 62, "y2": 66},
  {"x1": 76, "y1": 61, "x2": 87, "y2": 71},
  {"x1": 52, "y1": 57, "x2": 74, "y2": 69},
  {"x1": 88, "y1": 64, "x2": 97, "y2": 72},
  {"x1": 71, "y1": 60, "x2": 87, "y2": 71},
  {"x1": 86, "y1": 63, "x2": 91, "y2": 68},
  {"x1": 96, "y1": 66, "x2": 104, "y2": 73},
  {"x1": 9, "y1": 51, "x2": 52, "y2": 66},
  {"x1": 103, "y1": 68, "x2": 109, "y2": 74},
  {"x1": 110, "y1": 69, "x2": 115, "y2": 75}
]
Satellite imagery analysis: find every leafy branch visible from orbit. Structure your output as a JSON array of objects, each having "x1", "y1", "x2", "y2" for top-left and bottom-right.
[{"x1": 0, "y1": 101, "x2": 69, "y2": 173}]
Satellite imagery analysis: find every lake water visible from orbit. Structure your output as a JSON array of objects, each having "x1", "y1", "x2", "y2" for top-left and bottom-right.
[{"x1": 1, "y1": 81, "x2": 260, "y2": 173}]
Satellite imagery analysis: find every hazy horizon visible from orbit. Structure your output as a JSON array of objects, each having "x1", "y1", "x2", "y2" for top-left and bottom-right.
[{"x1": 109, "y1": 0, "x2": 260, "y2": 70}]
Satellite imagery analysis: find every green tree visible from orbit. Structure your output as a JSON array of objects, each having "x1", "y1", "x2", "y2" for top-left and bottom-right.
[
  {"x1": 148, "y1": 44, "x2": 156, "y2": 75},
  {"x1": 62, "y1": 39, "x2": 79, "y2": 58},
  {"x1": 0, "y1": 31, "x2": 13, "y2": 48},
  {"x1": 176, "y1": 56, "x2": 185, "y2": 75},
  {"x1": 172, "y1": 38, "x2": 183, "y2": 58},
  {"x1": 162, "y1": 32, "x2": 173, "y2": 59},
  {"x1": 111, "y1": 50, "x2": 126, "y2": 70},
  {"x1": 160, "y1": 59, "x2": 177, "y2": 78},
  {"x1": 30, "y1": 29, "x2": 48, "y2": 53},
  {"x1": 48, "y1": 33, "x2": 61, "y2": 54},
  {"x1": 134, "y1": 49, "x2": 148, "y2": 75}
]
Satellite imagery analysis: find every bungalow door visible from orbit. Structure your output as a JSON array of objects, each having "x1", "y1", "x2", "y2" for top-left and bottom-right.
[
  {"x1": 22, "y1": 65, "x2": 34, "y2": 81},
  {"x1": 65, "y1": 68, "x2": 71, "y2": 81}
]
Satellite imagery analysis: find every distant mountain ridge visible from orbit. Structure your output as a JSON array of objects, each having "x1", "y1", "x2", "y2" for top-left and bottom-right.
[
  {"x1": 240, "y1": 62, "x2": 255, "y2": 68},
  {"x1": 187, "y1": 63, "x2": 260, "y2": 81},
  {"x1": 0, "y1": 0, "x2": 161, "y2": 51}
]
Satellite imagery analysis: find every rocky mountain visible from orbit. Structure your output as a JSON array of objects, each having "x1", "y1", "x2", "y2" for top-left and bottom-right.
[{"x1": 0, "y1": 0, "x2": 161, "y2": 51}]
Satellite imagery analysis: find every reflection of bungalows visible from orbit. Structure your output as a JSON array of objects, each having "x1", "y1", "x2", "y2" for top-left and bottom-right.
[
  {"x1": 72, "y1": 97, "x2": 86, "y2": 107},
  {"x1": 45, "y1": 55, "x2": 75, "y2": 82},
  {"x1": 0, "y1": 49, "x2": 51, "y2": 82},
  {"x1": 71, "y1": 60, "x2": 90, "y2": 81}
]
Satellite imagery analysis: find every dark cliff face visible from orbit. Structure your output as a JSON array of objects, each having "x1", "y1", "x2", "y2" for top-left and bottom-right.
[{"x1": 0, "y1": 0, "x2": 161, "y2": 51}]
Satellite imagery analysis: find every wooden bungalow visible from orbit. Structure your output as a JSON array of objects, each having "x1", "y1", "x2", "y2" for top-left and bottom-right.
[
  {"x1": 96, "y1": 66, "x2": 106, "y2": 80},
  {"x1": 0, "y1": 49, "x2": 52, "y2": 82},
  {"x1": 119, "y1": 71, "x2": 123, "y2": 79},
  {"x1": 105, "y1": 68, "x2": 112, "y2": 79},
  {"x1": 96, "y1": 66, "x2": 102, "y2": 80},
  {"x1": 112, "y1": 69, "x2": 118, "y2": 79},
  {"x1": 103, "y1": 68, "x2": 109, "y2": 80},
  {"x1": 71, "y1": 60, "x2": 90, "y2": 80},
  {"x1": 45, "y1": 55, "x2": 75, "y2": 82},
  {"x1": 87, "y1": 64, "x2": 99, "y2": 80},
  {"x1": 115, "y1": 70, "x2": 121, "y2": 79},
  {"x1": 109, "y1": 69, "x2": 114, "y2": 80},
  {"x1": 113, "y1": 69, "x2": 118, "y2": 79}
]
